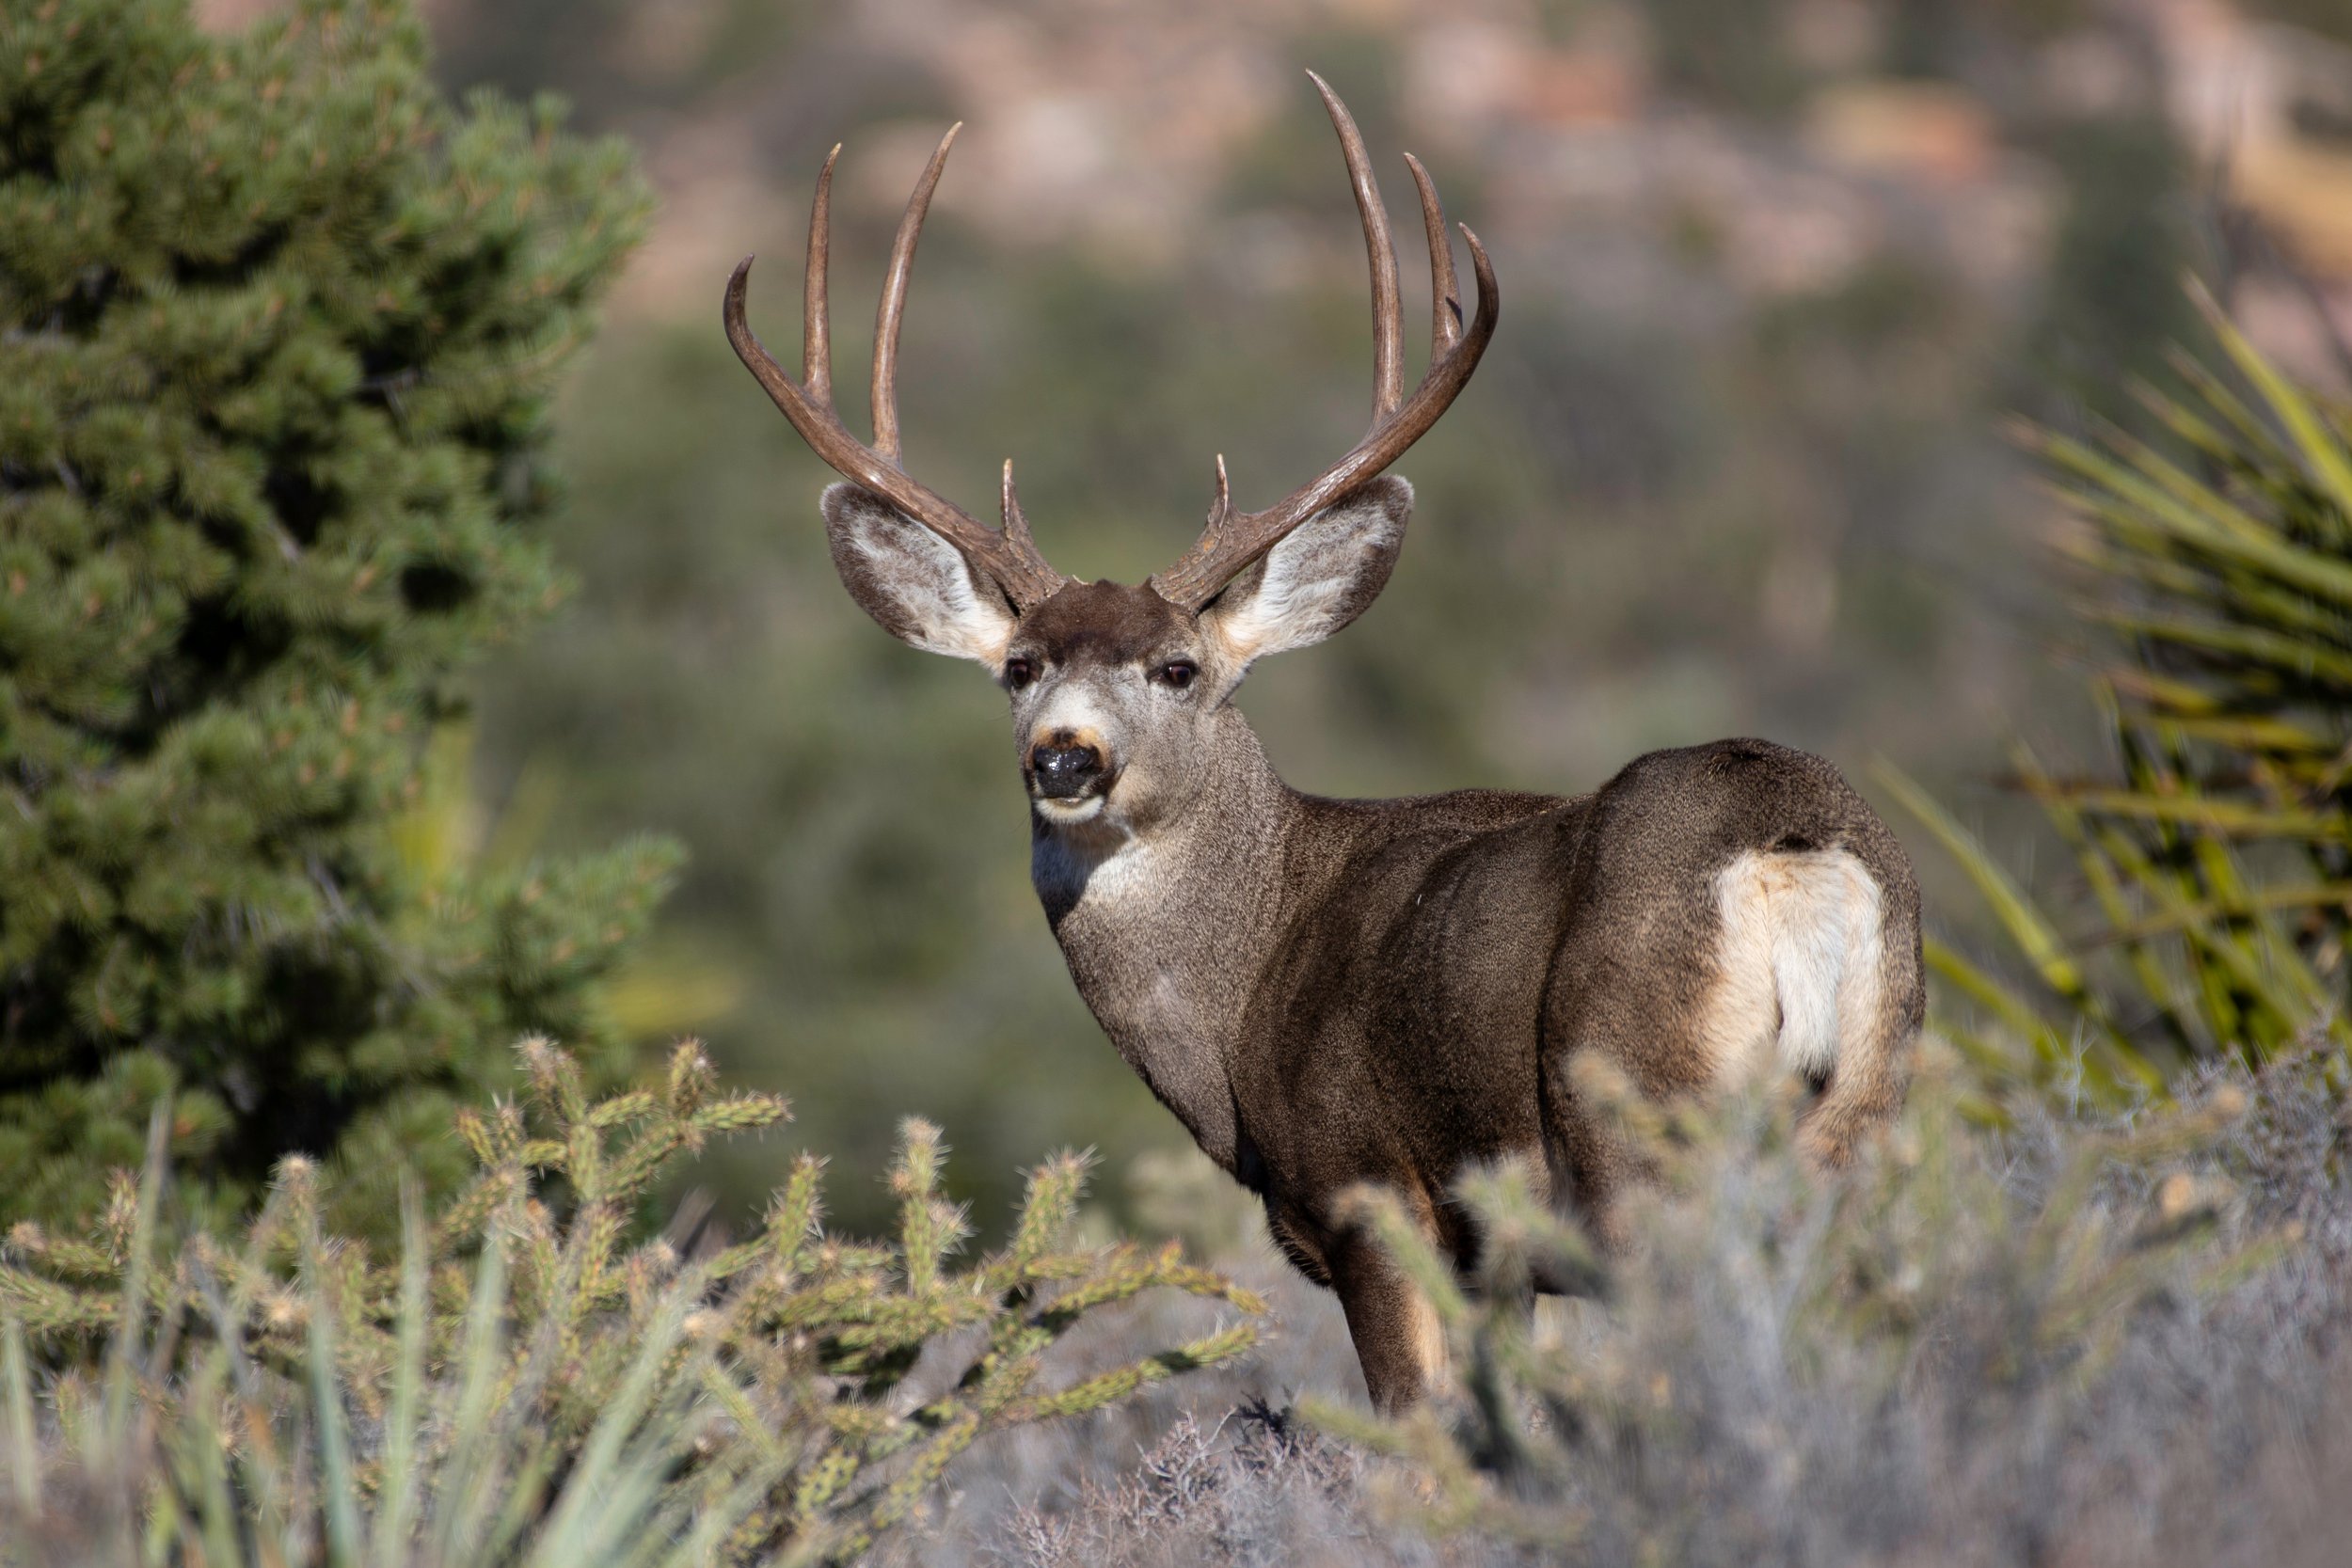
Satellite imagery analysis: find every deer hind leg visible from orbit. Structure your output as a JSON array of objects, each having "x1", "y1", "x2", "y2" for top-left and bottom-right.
[
  {"x1": 1705, "y1": 847, "x2": 1915, "y2": 1166},
  {"x1": 1330, "y1": 1216, "x2": 1450, "y2": 1414}
]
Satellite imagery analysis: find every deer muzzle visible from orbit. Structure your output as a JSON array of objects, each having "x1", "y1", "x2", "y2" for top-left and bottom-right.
[{"x1": 1028, "y1": 736, "x2": 1109, "y2": 800}]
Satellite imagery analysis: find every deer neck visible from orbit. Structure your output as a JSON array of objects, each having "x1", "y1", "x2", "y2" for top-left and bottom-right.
[{"x1": 1029, "y1": 708, "x2": 1299, "y2": 1174}]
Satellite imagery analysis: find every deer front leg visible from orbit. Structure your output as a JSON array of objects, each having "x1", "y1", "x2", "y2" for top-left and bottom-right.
[{"x1": 1331, "y1": 1229, "x2": 1448, "y2": 1415}]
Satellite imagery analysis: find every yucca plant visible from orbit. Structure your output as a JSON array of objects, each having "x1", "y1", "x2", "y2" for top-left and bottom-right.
[
  {"x1": 1883, "y1": 289, "x2": 2352, "y2": 1101},
  {"x1": 0, "y1": 1039, "x2": 1263, "y2": 1566}
]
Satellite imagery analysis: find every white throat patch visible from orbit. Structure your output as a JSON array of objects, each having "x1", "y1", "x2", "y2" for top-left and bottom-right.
[{"x1": 1032, "y1": 818, "x2": 1152, "y2": 911}]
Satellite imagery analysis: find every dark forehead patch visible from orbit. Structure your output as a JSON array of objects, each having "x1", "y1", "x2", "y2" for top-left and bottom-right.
[{"x1": 1018, "y1": 579, "x2": 1193, "y2": 665}]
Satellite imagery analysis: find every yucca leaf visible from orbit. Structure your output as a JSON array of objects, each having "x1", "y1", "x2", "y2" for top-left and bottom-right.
[
  {"x1": 2085, "y1": 609, "x2": 2352, "y2": 689},
  {"x1": 2192, "y1": 279, "x2": 2352, "y2": 524},
  {"x1": 368, "y1": 1181, "x2": 430, "y2": 1564},
  {"x1": 1875, "y1": 761, "x2": 2089, "y2": 997},
  {"x1": 429, "y1": 1233, "x2": 514, "y2": 1567},
  {"x1": 2139, "y1": 712, "x2": 2337, "y2": 755},
  {"x1": 2044, "y1": 787, "x2": 2352, "y2": 841},
  {"x1": 2, "y1": 1315, "x2": 34, "y2": 1518},
  {"x1": 2090, "y1": 823, "x2": 2334, "y2": 1062},
  {"x1": 100, "y1": 1110, "x2": 167, "y2": 1447},
  {"x1": 2189, "y1": 834, "x2": 2330, "y2": 1018},
  {"x1": 2099, "y1": 879, "x2": 2352, "y2": 942},
  {"x1": 2045, "y1": 439, "x2": 2352, "y2": 608},
  {"x1": 2067, "y1": 540, "x2": 2352, "y2": 656},
  {"x1": 301, "y1": 1218, "x2": 363, "y2": 1568},
  {"x1": 2164, "y1": 342, "x2": 2298, "y2": 469}
]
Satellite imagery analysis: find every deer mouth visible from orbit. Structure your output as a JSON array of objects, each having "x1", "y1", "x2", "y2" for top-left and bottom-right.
[
  {"x1": 1026, "y1": 730, "x2": 1116, "y2": 818},
  {"x1": 1028, "y1": 757, "x2": 1120, "y2": 822},
  {"x1": 1030, "y1": 765, "x2": 1117, "y2": 821},
  {"x1": 1033, "y1": 793, "x2": 1108, "y2": 825}
]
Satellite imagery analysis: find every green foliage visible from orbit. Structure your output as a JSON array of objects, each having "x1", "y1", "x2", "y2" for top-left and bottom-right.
[
  {"x1": 1890, "y1": 295, "x2": 2352, "y2": 1100},
  {"x1": 0, "y1": 1039, "x2": 1263, "y2": 1565},
  {"x1": 0, "y1": 0, "x2": 667, "y2": 1236},
  {"x1": 1312, "y1": 1050, "x2": 2279, "y2": 1553}
]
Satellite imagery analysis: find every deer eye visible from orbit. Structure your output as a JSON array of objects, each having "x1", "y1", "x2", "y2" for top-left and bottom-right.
[
  {"x1": 1004, "y1": 657, "x2": 1037, "y2": 691},
  {"x1": 1155, "y1": 659, "x2": 1198, "y2": 690}
]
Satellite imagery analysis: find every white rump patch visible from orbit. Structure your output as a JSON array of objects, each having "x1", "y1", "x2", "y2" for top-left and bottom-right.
[{"x1": 1702, "y1": 848, "x2": 1885, "y2": 1086}]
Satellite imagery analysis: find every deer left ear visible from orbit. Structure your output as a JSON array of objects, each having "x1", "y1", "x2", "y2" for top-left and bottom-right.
[
  {"x1": 822, "y1": 482, "x2": 1019, "y2": 666},
  {"x1": 1200, "y1": 476, "x2": 1410, "y2": 669}
]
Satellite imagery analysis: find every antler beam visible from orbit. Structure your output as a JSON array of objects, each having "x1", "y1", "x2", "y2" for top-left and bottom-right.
[
  {"x1": 723, "y1": 131, "x2": 1069, "y2": 613},
  {"x1": 1147, "y1": 73, "x2": 1500, "y2": 612}
]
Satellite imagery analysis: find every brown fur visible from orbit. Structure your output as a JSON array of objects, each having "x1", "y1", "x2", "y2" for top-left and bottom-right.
[
  {"x1": 750, "y1": 87, "x2": 1922, "y2": 1413},
  {"x1": 817, "y1": 480, "x2": 1925, "y2": 1415}
]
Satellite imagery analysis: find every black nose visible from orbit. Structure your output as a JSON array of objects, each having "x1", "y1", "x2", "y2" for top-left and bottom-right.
[{"x1": 1029, "y1": 741, "x2": 1104, "y2": 799}]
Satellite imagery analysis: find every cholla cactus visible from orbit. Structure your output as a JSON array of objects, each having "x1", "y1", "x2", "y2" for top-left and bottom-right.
[{"x1": 0, "y1": 1039, "x2": 1263, "y2": 1566}]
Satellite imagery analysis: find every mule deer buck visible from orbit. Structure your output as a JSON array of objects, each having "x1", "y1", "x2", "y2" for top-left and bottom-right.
[{"x1": 723, "y1": 76, "x2": 1925, "y2": 1411}]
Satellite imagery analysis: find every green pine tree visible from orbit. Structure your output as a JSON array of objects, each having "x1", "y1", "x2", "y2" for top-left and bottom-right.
[{"x1": 0, "y1": 0, "x2": 672, "y2": 1237}]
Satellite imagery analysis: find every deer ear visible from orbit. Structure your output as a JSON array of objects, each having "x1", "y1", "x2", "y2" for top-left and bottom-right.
[
  {"x1": 1200, "y1": 476, "x2": 1410, "y2": 669},
  {"x1": 822, "y1": 483, "x2": 1018, "y2": 665}
]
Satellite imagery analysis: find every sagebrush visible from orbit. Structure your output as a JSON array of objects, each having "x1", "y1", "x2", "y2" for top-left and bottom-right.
[{"x1": 925, "y1": 1045, "x2": 2348, "y2": 1568}]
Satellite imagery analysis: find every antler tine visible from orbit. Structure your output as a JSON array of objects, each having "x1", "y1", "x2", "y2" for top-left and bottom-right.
[
  {"x1": 1002, "y1": 459, "x2": 1038, "y2": 550},
  {"x1": 723, "y1": 137, "x2": 1069, "y2": 613},
  {"x1": 1309, "y1": 71, "x2": 1403, "y2": 420},
  {"x1": 1404, "y1": 152, "x2": 1461, "y2": 353},
  {"x1": 873, "y1": 123, "x2": 961, "y2": 467},
  {"x1": 803, "y1": 144, "x2": 840, "y2": 404},
  {"x1": 1148, "y1": 83, "x2": 1500, "y2": 612}
]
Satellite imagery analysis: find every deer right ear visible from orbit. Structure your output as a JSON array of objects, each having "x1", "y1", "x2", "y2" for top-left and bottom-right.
[{"x1": 822, "y1": 483, "x2": 1019, "y2": 665}]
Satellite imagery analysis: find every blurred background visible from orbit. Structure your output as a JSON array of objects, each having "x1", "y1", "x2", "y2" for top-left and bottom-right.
[{"x1": 199, "y1": 0, "x2": 2352, "y2": 1232}]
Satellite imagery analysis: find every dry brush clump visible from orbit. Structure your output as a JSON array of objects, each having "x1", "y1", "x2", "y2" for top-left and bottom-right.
[
  {"x1": 936, "y1": 1044, "x2": 2352, "y2": 1568},
  {"x1": 984, "y1": 1402, "x2": 1385, "y2": 1568},
  {"x1": 0, "y1": 1039, "x2": 1263, "y2": 1566}
]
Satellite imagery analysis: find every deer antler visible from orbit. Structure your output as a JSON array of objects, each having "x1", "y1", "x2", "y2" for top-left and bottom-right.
[
  {"x1": 1148, "y1": 73, "x2": 1500, "y2": 612},
  {"x1": 723, "y1": 130, "x2": 1070, "y2": 613}
]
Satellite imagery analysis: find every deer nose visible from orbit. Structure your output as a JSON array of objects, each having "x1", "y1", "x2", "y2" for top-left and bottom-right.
[{"x1": 1029, "y1": 738, "x2": 1106, "y2": 799}]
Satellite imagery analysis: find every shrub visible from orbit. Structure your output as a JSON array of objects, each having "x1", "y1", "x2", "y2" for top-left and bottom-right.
[
  {"x1": 1885, "y1": 297, "x2": 2352, "y2": 1101},
  {"x1": 0, "y1": 1040, "x2": 1263, "y2": 1565},
  {"x1": 1308, "y1": 1053, "x2": 2282, "y2": 1555},
  {"x1": 952, "y1": 1050, "x2": 2347, "y2": 1568},
  {"x1": 0, "y1": 0, "x2": 669, "y2": 1236}
]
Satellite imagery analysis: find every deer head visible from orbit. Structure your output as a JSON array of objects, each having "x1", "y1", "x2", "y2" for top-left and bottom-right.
[{"x1": 723, "y1": 75, "x2": 1497, "y2": 838}]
